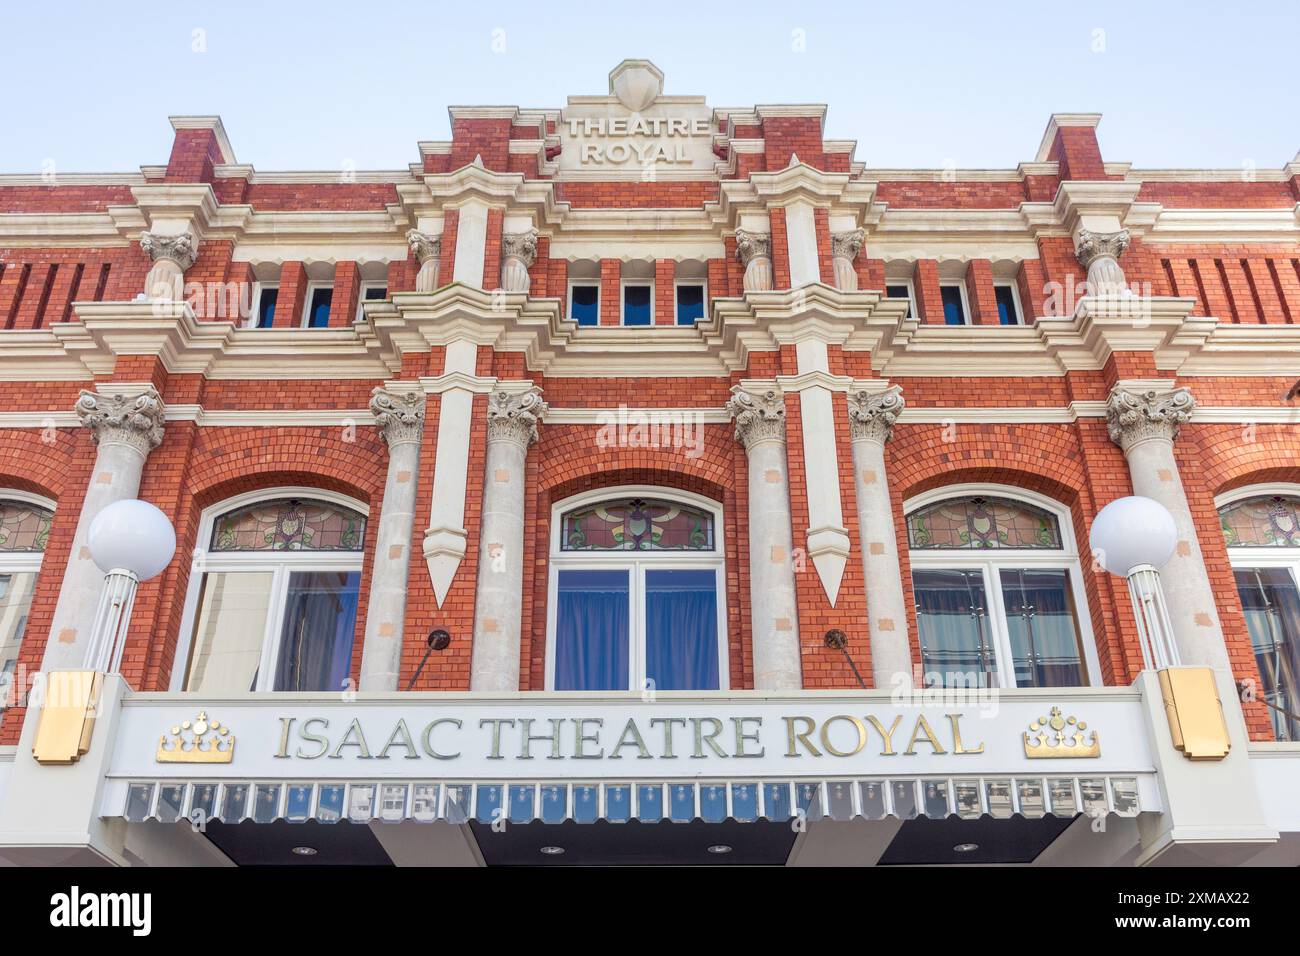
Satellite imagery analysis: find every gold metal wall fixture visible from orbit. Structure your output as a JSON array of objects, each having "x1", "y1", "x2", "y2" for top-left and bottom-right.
[
  {"x1": 32, "y1": 670, "x2": 103, "y2": 765},
  {"x1": 1159, "y1": 667, "x2": 1232, "y2": 760}
]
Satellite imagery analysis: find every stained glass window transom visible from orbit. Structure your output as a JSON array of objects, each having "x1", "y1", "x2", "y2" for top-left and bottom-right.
[
  {"x1": 907, "y1": 496, "x2": 1062, "y2": 550},
  {"x1": 1219, "y1": 495, "x2": 1300, "y2": 549},
  {"x1": 561, "y1": 498, "x2": 714, "y2": 552},
  {"x1": 210, "y1": 498, "x2": 365, "y2": 552},
  {"x1": 0, "y1": 500, "x2": 53, "y2": 553}
]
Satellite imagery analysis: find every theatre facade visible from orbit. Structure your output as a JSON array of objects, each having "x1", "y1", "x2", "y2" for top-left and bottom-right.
[{"x1": 0, "y1": 61, "x2": 1299, "y2": 866}]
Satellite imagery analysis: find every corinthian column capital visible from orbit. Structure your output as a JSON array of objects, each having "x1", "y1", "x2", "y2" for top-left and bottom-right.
[
  {"x1": 74, "y1": 388, "x2": 165, "y2": 456},
  {"x1": 847, "y1": 385, "x2": 905, "y2": 444},
  {"x1": 727, "y1": 387, "x2": 787, "y2": 451},
  {"x1": 734, "y1": 229, "x2": 774, "y2": 292},
  {"x1": 485, "y1": 386, "x2": 547, "y2": 448},
  {"x1": 369, "y1": 387, "x2": 425, "y2": 447},
  {"x1": 407, "y1": 229, "x2": 442, "y2": 293},
  {"x1": 1075, "y1": 228, "x2": 1131, "y2": 294},
  {"x1": 501, "y1": 230, "x2": 538, "y2": 268},
  {"x1": 139, "y1": 231, "x2": 199, "y2": 270},
  {"x1": 1106, "y1": 385, "x2": 1195, "y2": 451},
  {"x1": 831, "y1": 228, "x2": 866, "y2": 262}
]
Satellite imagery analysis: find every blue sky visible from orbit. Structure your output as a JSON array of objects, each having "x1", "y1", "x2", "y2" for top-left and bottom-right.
[{"x1": 2, "y1": 1, "x2": 1296, "y2": 174}]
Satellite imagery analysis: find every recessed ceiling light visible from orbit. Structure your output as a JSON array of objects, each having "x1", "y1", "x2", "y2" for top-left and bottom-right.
[
  {"x1": 706, "y1": 844, "x2": 733, "y2": 854},
  {"x1": 953, "y1": 843, "x2": 979, "y2": 853},
  {"x1": 291, "y1": 846, "x2": 317, "y2": 857},
  {"x1": 539, "y1": 845, "x2": 565, "y2": 856}
]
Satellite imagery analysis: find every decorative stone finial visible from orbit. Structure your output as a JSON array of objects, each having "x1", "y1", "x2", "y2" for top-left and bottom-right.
[
  {"x1": 485, "y1": 387, "x2": 547, "y2": 447},
  {"x1": 726, "y1": 387, "x2": 787, "y2": 450},
  {"x1": 847, "y1": 386, "x2": 905, "y2": 444},
  {"x1": 1106, "y1": 386, "x2": 1195, "y2": 451},
  {"x1": 369, "y1": 388, "x2": 425, "y2": 447},
  {"x1": 1075, "y1": 228, "x2": 1131, "y2": 295},
  {"x1": 74, "y1": 388, "x2": 165, "y2": 456},
  {"x1": 407, "y1": 229, "x2": 442, "y2": 292},
  {"x1": 734, "y1": 229, "x2": 774, "y2": 292},
  {"x1": 500, "y1": 230, "x2": 538, "y2": 293}
]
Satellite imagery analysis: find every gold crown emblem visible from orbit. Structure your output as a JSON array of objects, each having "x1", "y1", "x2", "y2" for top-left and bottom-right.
[
  {"x1": 156, "y1": 710, "x2": 235, "y2": 764},
  {"x1": 1022, "y1": 707, "x2": 1100, "y2": 759}
]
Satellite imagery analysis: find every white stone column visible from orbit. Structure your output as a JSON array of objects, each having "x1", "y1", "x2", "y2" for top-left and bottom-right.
[
  {"x1": 847, "y1": 386, "x2": 913, "y2": 689},
  {"x1": 1075, "y1": 228, "x2": 1131, "y2": 296},
  {"x1": 139, "y1": 231, "x2": 198, "y2": 301},
  {"x1": 470, "y1": 386, "x2": 547, "y2": 691},
  {"x1": 43, "y1": 388, "x2": 165, "y2": 671},
  {"x1": 359, "y1": 387, "x2": 426, "y2": 691},
  {"x1": 1106, "y1": 385, "x2": 1230, "y2": 670},
  {"x1": 727, "y1": 386, "x2": 802, "y2": 690},
  {"x1": 407, "y1": 230, "x2": 441, "y2": 292},
  {"x1": 735, "y1": 230, "x2": 773, "y2": 292},
  {"x1": 499, "y1": 230, "x2": 537, "y2": 293},
  {"x1": 831, "y1": 228, "x2": 866, "y2": 291}
]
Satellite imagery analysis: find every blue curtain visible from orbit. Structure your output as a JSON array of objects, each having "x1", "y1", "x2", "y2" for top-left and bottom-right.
[
  {"x1": 555, "y1": 570, "x2": 629, "y2": 690},
  {"x1": 645, "y1": 569, "x2": 719, "y2": 690},
  {"x1": 273, "y1": 571, "x2": 360, "y2": 691}
]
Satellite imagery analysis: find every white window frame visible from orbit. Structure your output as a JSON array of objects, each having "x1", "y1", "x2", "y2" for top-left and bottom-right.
[
  {"x1": 620, "y1": 279, "x2": 654, "y2": 327},
  {"x1": 903, "y1": 483, "x2": 1100, "y2": 689},
  {"x1": 567, "y1": 280, "x2": 601, "y2": 325},
  {"x1": 0, "y1": 491, "x2": 55, "y2": 667},
  {"x1": 170, "y1": 487, "x2": 369, "y2": 692},
  {"x1": 248, "y1": 281, "x2": 279, "y2": 329},
  {"x1": 938, "y1": 280, "x2": 971, "y2": 326},
  {"x1": 993, "y1": 280, "x2": 1023, "y2": 325},
  {"x1": 354, "y1": 280, "x2": 387, "y2": 323},
  {"x1": 301, "y1": 281, "x2": 335, "y2": 329},
  {"x1": 884, "y1": 279, "x2": 918, "y2": 320},
  {"x1": 673, "y1": 279, "x2": 708, "y2": 325},
  {"x1": 545, "y1": 485, "x2": 729, "y2": 692}
]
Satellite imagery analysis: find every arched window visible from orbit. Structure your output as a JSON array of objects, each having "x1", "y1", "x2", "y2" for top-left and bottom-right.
[
  {"x1": 176, "y1": 493, "x2": 367, "y2": 694},
  {"x1": 904, "y1": 488, "x2": 1097, "y2": 690},
  {"x1": 0, "y1": 494, "x2": 54, "y2": 703},
  {"x1": 1219, "y1": 487, "x2": 1300, "y2": 741},
  {"x1": 547, "y1": 490, "x2": 727, "y2": 691}
]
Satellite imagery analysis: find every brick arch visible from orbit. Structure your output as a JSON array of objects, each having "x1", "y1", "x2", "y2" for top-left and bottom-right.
[
  {"x1": 524, "y1": 426, "x2": 746, "y2": 691},
  {"x1": 0, "y1": 429, "x2": 76, "y2": 503},
  {"x1": 1191, "y1": 423, "x2": 1300, "y2": 499},
  {"x1": 131, "y1": 427, "x2": 389, "y2": 693}
]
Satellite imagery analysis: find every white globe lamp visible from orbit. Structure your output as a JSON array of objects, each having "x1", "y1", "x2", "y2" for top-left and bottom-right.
[
  {"x1": 83, "y1": 500, "x2": 177, "y2": 673},
  {"x1": 1090, "y1": 496, "x2": 1181, "y2": 670}
]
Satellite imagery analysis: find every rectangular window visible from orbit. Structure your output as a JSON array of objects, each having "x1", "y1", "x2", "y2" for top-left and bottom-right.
[
  {"x1": 675, "y1": 283, "x2": 705, "y2": 325},
  {"x1": 998, "y1": 568, "x2": 1086, "y2": 687},
  {"x1": 940, "y1": 284, "x2": 968, "y2": 325},
  {"x1": 886, "y1": 283, "x2": 915, "y2": 319},
  {"x1": 304, "y1": 284, "x2": 334, "y2": 328},
  {"x1": 554, "y1": 569, "x2": 630, "y2": 691},
  {"x1": 184, "y1": 571, "x2": 275, "y2": 694},
  {"x1": 1234, "y1": 566, "x2": 1300, "y2": 741},
  {"x1": 0, "y1": 571, "x2": 37, "y2": 708},
  {"x1": 994, "y1": 283, "x2": 1021, "y2": 325},
  {"x1": 569, "y1": 283, "x2": 600, "y2": 326},
  {"x1": 622, "y1": 282, "x2": 652, "y2": 326},
  {"x1": 355, "y1": 281, "x2": 387, "y2": 322},
  {"x1": 645, "y1": 569, "x2": 719, "y2": 690},
  {"x1": 913, "y1": 568, "x2": 996, "y2": 688},
  {"x1": 253, "y1": 285, "x2": 279, "y2": 329},
  {"x1": 272, "y1": 571, "x2": 360, "y2": 692}
]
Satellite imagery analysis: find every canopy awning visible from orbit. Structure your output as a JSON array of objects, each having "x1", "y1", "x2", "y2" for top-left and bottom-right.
[{"x1": 112, "y1": 774, "x2": 1148, "y2": 826}]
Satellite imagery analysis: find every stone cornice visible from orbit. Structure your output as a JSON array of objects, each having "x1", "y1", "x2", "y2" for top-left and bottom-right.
[{"x1": 5, "y1": 286, "x2": 1300, "y2": 383}]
